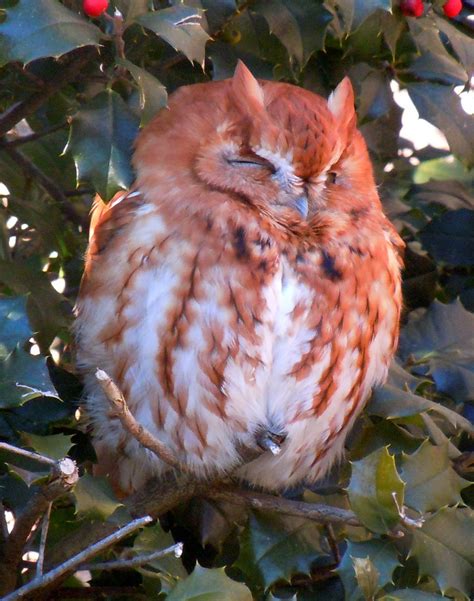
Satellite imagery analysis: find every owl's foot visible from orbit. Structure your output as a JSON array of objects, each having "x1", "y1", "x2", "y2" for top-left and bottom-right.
[{"x1": 256, "y1": 429, "x2": 287, "y2": 455}]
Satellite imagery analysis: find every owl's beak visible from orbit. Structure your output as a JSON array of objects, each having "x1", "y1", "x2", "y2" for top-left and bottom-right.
[{"x1": 291, "y1": 195, "x2": 309, "y2": 220}]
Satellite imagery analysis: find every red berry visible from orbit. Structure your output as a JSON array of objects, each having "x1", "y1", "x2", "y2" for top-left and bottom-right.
[
  {"x1": 443, "y1": 0, "x2": 462, "y2": 18},
  {"x1": 400, "y1": 0, "x2": 424, "y2": 17},
  {"x1": 83, "y1": 0, "x2": 109, "y2": 18}
]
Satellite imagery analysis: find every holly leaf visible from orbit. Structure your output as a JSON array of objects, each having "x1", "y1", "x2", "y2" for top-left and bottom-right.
[
  {"x1": 347, "y1": 447, "x2": 404, "y2": 534},
  {"x1": 133, "y1": 523, "x2": 187, "y2": 579},
  {"x1": 411, "y1": 508, "x2": 474, "y2": 598},
  {"x1": 136, "y1": 5, "x2": 210, "y2": 67},
  {"x1": 65, "y1": 90, "x2": 139, "y2": 200},
  {"x1": 335, "y1": 0, "x2": 392, "y2": 33},
  {"x1": 399, "y1": 299, "x2": 474, "y2": 403},
  {"x1": 166, "y1": 566, "x2": 252, "y2": 601},
  {"x1": 338, "y1": 539, "x2": 401, "y2": 601},
  {"x1": 252, "y1": 0, "x2": 333, "y2": 68},
  {"x1": 235, "y1": 510, "x2": 331, "y2": 590},
  {"x1": 419, "y1": 209, "x2": 474, "y2": 267},
  {"x1": 73, "y1": 473, "x2": 122, "y2": 519},
  {"x1": 25, "y1": 433, "x2": 73, "y2": 461},
  {"x1": 433, "y1": 15, "x2": 474, "y2": 77},
  {"x1": 0, "y1": 0, "x2": 101, "y2": 66},
  {"x1": 120, "y1": 59, "x2": 167, "y2": 125},
  {"x1": 407, "y1": 83, "x2": 474, "y2": 168},
  {"x1": 400, "y1": 441, "x2": 470, "y2": 513},
  {"x1": 369, "y1": 361, "x2": 473, "y2": 432}
]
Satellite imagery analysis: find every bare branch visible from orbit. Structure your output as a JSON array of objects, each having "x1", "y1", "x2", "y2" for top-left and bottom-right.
[
  {"x1": 205, "y1": 487, "x2": 361, "y2": 527},
  {"x1": 0, "y1": 47, "x2": 97, "y2": 138},
  {"x1": 2, "y1": 516, "x2": 153, "y2": 601},
  {"x1": 0, "y1": 458, "x2": 78, "y2": 597},
  {"x1": 5, "y1": 122, "x2": 68, "y2": 147},
  {"x1": 80, "y1": 542, "x2": 183, "y2": 571},
  {"x1": 0, "y1": 442, "x2": 57, "y2": 468},
  {"x1": 36, "y1": 503, "x2": 52, "y2": 577},
  {"x1": 0, "y1": 142, "x2": 86, "y2": 227},
  {"x1": 95, "y1": 369, "x2": 189, "y2": 472}
]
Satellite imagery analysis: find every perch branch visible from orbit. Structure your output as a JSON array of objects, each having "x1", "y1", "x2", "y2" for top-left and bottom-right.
[
  {"x1": 2, "y1": 516, "x2": 153, "y2": 601},
  {"x1": 95, "y1": 369, "x2": 189, "y2": 472},
  {"x1": 5, "y1": 122, "x2": 68, "y2": 146},
  {"x1": 0, "y1": 458, "x2": 78, "y2": 597},
  {"x1": 0, "y1": 142, "x2": 86, "y2": 227},
  {"x1": 0, "y1": 47, "x2": 96, "y2": 138},
  {"x1": 205, "y1": 487, "x2": 361, "y2": 527},
  {"x1": 36, "y1": 503, "x2": 52, "y2": 577},
  {"x1": 80, "y1": 541, "x2": 183, "y2": 571},
  {"x1": 0, "y1": 442, "x2": 57, "y2": 468}
]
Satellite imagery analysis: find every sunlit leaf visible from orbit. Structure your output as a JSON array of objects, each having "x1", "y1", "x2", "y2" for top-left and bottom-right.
[
  {"x1": 347, "y1": 447, "x2": 404, "y2": 534},
  {"x1": 166, "y1": 566, "x2": 252, "y2": 601},
  {"x1": 136, "y1": 5, "x2": 210, "y2": 67},
  {"x1": 25, "y1": 433, "x2": 73, "y2": 461}
]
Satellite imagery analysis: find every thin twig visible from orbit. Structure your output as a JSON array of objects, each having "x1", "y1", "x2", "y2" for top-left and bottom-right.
[
  {"x1": 50, "y1": 586, "x2": 147, "y2": 599},
  {"x1": 36, "y1": 503, "x2": 52, "y2": 577},
  {"x1": 2, "y1": 516, "x2": 153, "y2": 601},
  {"x1": 5, "y1": 122, "x2": 68, "y2": 147},
  {"x1": 0, "y1": 442, "x2": 56, "y2": 468},
  {"x1": 0, "y1": 457, "x2": 78, "y2": 597},
  {"x1": 80, "y1": 542, "x2": 183, "y2": 571},
  {"x1": 0, "y1": 502, "x2": 10, "y2": 542},
  {"x1": 0, "y1": 47, "x2": 97, "y2": 137},
  {"x1": 95, "y1": 369, "x2": 188, "y2": 472},
  {"x1": 0, "y1": 142, "x2": 86, "y2": 227},
  {"x1": 205, "y1": 487, "x2": 361, "y2": 527}
]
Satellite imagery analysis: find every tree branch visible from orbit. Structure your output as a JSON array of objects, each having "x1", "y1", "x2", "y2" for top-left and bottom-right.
[
  {"x1": 0, "y1": 47, "x2": 97, "y2": 138},
  {"x1": 0, "y1": 458, "x2": 78, "y2": 597},
  {"x1": 0, "y1": 142, "x2": 86, "y2": 227},
  {"x1": 5, "y1": 122, "x2": 68, "y2": 147},
  {"x1": 80, "y1": 542, "x2": 183, "y2": 571},
  {"x1": 2, "y1": 516, "x2": 153, "y2": 601},
  {"x1": 0, "y1": 442, "x2": 57, "y2": 468},
  {"x1": 205, "y1": 487, "x2": 361, "y2": 527}
]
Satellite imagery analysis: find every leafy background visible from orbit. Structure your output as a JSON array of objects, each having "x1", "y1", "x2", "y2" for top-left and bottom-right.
[{"x1": 0, "y1": 0, "x2": 473, "y2": 599}]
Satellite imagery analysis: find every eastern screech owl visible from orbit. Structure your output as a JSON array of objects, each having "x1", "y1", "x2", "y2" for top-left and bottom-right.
[{"x1": 75, "y1": 62, "x2": 404, "y2": 494}]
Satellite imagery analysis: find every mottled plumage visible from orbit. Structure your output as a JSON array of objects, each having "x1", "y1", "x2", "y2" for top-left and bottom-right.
[{"x1": 75, "y1": 62, "x2": 403, "y2": 494}]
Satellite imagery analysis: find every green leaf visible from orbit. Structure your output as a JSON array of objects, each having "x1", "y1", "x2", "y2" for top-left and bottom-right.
[
  {"x1": 114, "y1": 0, "x2": 152, "y2": 23},
  {"x1": 347, "y1": 447, "x2": 404, "y2": 534},
  {"x1": 252, "y1": 0, "x2": 333, "y2": 67},
  {"x1": 65, "y1": 90, "x2": 139, "y2": 200},
  {"x1": 433, "y1": 15, "x2": 474, "y2": 77},
  {"x1": 166, "y1": 566, "x2": 252, "y2": 601},
  {"x1": 338, "y1": 539, "x2": 401, "y2": 601},
  {"x1": 0, "y1": 296, "x2": 31, "y2": 357},
  {"x1": 136, "y1": 5, "x2": 210, "y2": 67},
  {"x1": 335, "y1": 0, "x2": 392, "y2": 33},
  {"x1": 351, "y1": 556, "x2": 379, "y2": 600},
  {"x1": 133, "y1": 523, "x2": 187, "y2": 579},
  {"x1": 120, "y1": 59, "x2": 167, "y2": 125},
  {"x1": 0, "y1": 0, "x2": 101, "y2": 66},
  {"x1": 25, "y1": 433, "x2": 73, "y2": 461},
  {"x1": 369, "y1": 362, "x2": 473, "y2": 432},
  {"x1": 73, "y1": 473, "x2": 122, "y2": 519},
  {"x1": 399, "y1": 299, "x2": 474, "y2": 403},
  {"x1": 235, "y1": 510, "x2": 331, "y2": 590},
  {"x1": 414, "y1": 157, "x2": 473, "y2": 185},
  {"x1": 400, "y1": 441, "x2": 469, "y2": 513},
  {"x1": 419, "y1": 209, "x2": 474, "y2": 267},
  {"x1": 407, "y1": 83, "x2": 474, "y2": 168},
  {"x1": 411, "y1": 508, "x2": 474, "y2": 598}
]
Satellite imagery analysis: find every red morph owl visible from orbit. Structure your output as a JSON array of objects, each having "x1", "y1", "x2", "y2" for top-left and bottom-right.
[{"x1": 75, "y1": 62, "x2": 404, "y2": 494}]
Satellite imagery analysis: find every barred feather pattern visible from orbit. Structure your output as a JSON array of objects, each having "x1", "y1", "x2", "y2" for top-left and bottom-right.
[{"x1": 75, "y1": 63, "x2": 403, "y2": 494}]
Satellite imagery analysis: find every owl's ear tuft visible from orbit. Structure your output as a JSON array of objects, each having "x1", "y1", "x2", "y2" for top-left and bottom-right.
[
  {"x1": 230, "y1": 60, "x2": 265, "y2": 115},
  {"x1": 328, "y1": 76, "x2": 356, "y2": 131}
]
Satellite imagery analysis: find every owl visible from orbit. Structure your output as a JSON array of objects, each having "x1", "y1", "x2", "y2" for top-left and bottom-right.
[{"x1": 75, "y1": 62, "x2": 404, "y2": 494}]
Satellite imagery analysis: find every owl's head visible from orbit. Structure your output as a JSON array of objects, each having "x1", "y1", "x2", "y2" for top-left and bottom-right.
[{"x1": 134, "y1": 62, "x2": 380, "y2": 228}]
